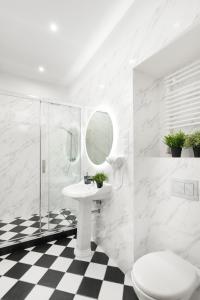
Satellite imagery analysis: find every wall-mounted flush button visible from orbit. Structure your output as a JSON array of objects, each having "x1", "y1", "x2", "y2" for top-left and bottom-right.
[
  {"x1": 185, "y1": 183, "x2": 194, "y2": 196},
  {"x1": 171, "y1": 178, "x2": 199, "y2": 201}
]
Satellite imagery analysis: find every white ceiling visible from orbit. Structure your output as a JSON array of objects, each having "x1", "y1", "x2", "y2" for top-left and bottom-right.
[{"x1": 0, "y1": 0, "x2": 135, "y2": 86}]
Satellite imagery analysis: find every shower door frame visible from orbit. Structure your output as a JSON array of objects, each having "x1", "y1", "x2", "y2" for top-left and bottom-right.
[
  {"x1": 40, "y1": 101, "x2": 82, "y2": 233},
  {"x1": 0, "y1": 90, "x2": 82, "y2": 252}
]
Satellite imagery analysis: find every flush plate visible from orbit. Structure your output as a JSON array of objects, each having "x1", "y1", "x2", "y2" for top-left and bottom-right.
[{"x1": 171, "y1": 178, "x2": 199, "y2": 201}]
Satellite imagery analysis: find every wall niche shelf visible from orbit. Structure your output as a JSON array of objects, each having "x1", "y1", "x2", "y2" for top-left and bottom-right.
[{"x1": 133, "y1": 23, "x2": 200, "y2": 158}]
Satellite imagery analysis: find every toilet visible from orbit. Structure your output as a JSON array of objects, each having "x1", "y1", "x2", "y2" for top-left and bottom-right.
[{"x1": 131, "y1": 251, "x2": 200, "y2": 300}]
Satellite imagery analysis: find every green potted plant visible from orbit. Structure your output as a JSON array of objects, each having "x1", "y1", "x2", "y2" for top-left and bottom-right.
[
  {"x1": 184, "y1": 131, "x2": 200, "y2": 157},
  {"x1": 163, "y1": 131, "x2": 185, "y2": 157},
  {"x1": 92, "y1": 173, "x2": 108, "y2": 188}
]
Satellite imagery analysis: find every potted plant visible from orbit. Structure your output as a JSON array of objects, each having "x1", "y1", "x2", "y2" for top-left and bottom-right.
[
  {"x1": 163, "y1": 131, "x2": 185, "y2": 157},
  {"x1": 92, "y1": 173, "x2": 108, "y2": 188},
  {"x1": 184, "y1": 131, "x2": 200, "y2": 157}
]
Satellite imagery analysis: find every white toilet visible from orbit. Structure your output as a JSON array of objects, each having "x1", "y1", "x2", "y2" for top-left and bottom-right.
[{"x1": 131, "y1": 251, "x2": 200, "y2": 300}]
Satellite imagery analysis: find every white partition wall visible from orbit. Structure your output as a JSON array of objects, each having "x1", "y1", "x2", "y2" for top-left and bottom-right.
[{"x1": 0, "y1": 94, "x2": 41, "y2": 222}]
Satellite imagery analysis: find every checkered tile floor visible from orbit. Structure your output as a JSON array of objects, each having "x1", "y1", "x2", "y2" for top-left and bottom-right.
[
  {"x1": 0, "y1": 235, "x2": 138, "y2": 299},
  {"x1": 0, "y1": 209, "x2": 77, "y2": 245}
]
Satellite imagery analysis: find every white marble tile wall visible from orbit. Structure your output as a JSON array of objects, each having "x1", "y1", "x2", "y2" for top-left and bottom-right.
[
  {"x1": 134, "y1": 71, "x2": 164, "y2": 157},
  {"x1": 133, "y1": 54, "x2": 200, "y2": 272},
  {"x1": 0, "y1": 94, "x2": 40, "y2": 221},
  {"x1": 66, "y1": 0, "x2": 200, "y2": 275},
  {"x1": 135, "y1": 158, "x2": 200, "y2": 264},
  {"x1": 134, "y1": 158, "x2": 200, "y2": 300}
]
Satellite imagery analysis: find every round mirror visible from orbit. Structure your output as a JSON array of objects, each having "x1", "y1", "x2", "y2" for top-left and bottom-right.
[{"x1": 86, "y1": 111, "x2": 113, "y2": 165}]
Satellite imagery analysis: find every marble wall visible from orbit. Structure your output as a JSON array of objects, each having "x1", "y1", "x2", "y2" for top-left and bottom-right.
[
  {"x1": 66, "y1": 0, "x2": 200, "y2": 277},
  {"x1": 133, "y1": 71, "x2": 164, "y2": 157},
  {"x1": 0, "y1": 94, "x2": 40, "y2": 221},
  {"x1": 136, "y1": 158, "x2": 200, "y2": 267},
  {"x1": 133, "y1": 43, "x2": 200, "y2": 269}
]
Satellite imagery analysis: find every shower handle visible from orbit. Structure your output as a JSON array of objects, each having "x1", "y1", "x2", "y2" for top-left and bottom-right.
[{"x1": 42, "y1": 160, "x2": 46, "y2": 173}]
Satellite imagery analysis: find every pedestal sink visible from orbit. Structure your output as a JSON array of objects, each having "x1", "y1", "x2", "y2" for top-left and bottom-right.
[{"x1": 62, "y1": 181, "x2": 112, "y2": 258}]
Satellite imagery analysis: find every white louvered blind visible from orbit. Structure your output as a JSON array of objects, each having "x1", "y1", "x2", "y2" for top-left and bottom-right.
[{"x1": 164, "y1": 59, "x2": 200, "y2": 130}]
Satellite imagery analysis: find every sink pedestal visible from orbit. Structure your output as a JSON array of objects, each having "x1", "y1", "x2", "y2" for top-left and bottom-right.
[
  {"x1": 74, "y1": 199, "x2": 92, "y2": 258},
  {"x1": 62, "y1": 181, "x2": 112, "y2": 259}
]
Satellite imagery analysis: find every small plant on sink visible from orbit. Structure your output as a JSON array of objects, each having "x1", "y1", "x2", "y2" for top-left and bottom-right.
[
  {"x1": 92, "y1": 173, "x2": 108, "y2": 188},
  {"x1": 163, "y1": 131, "x2": 186, "y2": 157},
  {"x1": 184, "y1": 131, "x2": 200, "y2": 157}
]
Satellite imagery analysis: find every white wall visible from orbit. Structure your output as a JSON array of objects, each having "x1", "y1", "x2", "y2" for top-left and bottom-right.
[
  {"x1": 0, "y1": 94, "x2": 40, "y2": 221},
  {"x1": 66, "y1": 0, "x2": 200, "y2": 278},
  {"x1": 0, "y1": 72, "x2": 68, "y2": 102}
]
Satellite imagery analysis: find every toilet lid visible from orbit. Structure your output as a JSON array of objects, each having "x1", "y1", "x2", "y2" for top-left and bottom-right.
[{"x1": 132, "y1": 251, "x2": 197, "y2": 300}]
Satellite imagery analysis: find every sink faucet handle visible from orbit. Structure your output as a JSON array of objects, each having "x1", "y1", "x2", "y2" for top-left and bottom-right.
[{"x1": 84, "y1": 173, "x2": 93, "y2": 184}]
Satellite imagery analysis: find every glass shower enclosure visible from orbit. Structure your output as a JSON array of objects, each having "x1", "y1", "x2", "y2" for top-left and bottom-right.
[{"x1": 0, "y1": 93, "x2": 81, "y2": 248}]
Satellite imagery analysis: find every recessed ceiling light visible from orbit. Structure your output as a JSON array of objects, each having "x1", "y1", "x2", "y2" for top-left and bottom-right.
[
  {"x1": 50, "y1": 22, "x2": 58, "y2": 32},
  {"x1": 38, "y1": 66, "x2": 45, "y2": 73}
]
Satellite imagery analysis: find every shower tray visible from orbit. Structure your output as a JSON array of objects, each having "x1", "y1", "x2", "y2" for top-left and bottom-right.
[{"x1": 0, "y1": 208, "x2": 77, "y2": 255}]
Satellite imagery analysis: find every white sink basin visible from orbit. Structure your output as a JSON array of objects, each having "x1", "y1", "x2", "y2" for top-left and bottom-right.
[
  {"x1": 62, "y1": 181, "x2": 112, "y2": 258},
  {"x1": 62, "y1": 181, "x2": 112, "y2": 201}
]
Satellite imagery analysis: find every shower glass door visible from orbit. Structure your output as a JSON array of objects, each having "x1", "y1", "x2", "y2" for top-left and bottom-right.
[
  {"x1": 42, "y1": 102, "x2": 81, "y2": 232},
  {"x1": 0, "y1": 96, "x2": 81, "y2": 248}
]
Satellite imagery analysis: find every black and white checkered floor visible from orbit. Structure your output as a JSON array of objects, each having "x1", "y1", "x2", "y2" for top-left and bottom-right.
[
  {"x1": 0, "y1": 235, "x2": 138, "y2": 299},
  {"x1": 0, "y1": 209, "x2": 77, "y2": 244}
]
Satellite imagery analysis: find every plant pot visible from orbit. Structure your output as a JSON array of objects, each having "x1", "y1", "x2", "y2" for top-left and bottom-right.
[
  {"x1": 171, "y1": 147, "x2": 182, "y2": 157},
  {"x1": 96, "y1": 182, "x2": 103, "y2": 188},
  {"x1": 193, "y1": 147, "x2": 200, "y2": 157}
]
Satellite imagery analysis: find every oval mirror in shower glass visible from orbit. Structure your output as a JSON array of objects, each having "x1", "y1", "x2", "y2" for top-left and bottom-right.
[{"x1": 86, "y1": 111, "x2": 113, "y2": 165}]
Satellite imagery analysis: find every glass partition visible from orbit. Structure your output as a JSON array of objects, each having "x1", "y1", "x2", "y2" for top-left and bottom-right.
[
  {"x1": 46, "y1": 103, "x2": 80, "y2": 231},
  {"x1": 0, "y1": 94, "x2": 81, "y2": 248}
]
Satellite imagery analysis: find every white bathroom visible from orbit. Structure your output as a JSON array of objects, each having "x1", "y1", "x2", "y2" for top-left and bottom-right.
[{"x1": 0, "y1": 0, "x2": 200, "y2": 299}]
